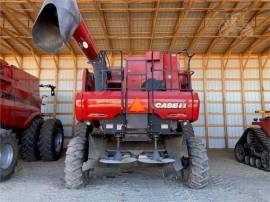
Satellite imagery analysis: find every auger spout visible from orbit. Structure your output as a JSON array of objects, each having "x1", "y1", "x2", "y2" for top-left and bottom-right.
[{"x1": 32, "y1": 0, "x2": 98, "y2": 61}]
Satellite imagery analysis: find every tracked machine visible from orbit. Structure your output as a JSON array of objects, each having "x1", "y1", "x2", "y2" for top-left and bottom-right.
[
  {"x1": 32, "y1": 0, "x2": 209, "y2": 189},
  {"x1": 0, "y1": 59, "x2": 64, "y2": 181},
  {"x1": 235, "y1": 111, "x2": 270, "y2": 171}
]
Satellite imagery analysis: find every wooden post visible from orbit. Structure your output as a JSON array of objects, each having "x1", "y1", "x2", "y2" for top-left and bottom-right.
[
  {"x1": 32, "y1": 53, "x2": 41, "y2": 79},
  {"x1": 221, "y1": 57, "x2": 228, "y2": 148},
  {"x1": 53, "y1": 55, "x2": 59, "y2": 117},
  {"x1": 71, "y1": 55, "x2": 78, "y2": 137},
  {"x1": 258, "y1": 55, "x2": 265, "y2": 110},
  {"x1": 240, "y1": 56, "x2": 247, "y2": 129},
  {"x1": 203, "y1": 56, "x2": 209, "y2": 148}
]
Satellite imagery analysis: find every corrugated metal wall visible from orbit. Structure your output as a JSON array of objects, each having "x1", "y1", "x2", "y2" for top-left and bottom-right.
[{"x1": 1, "y1": 55, "x2": 269, "y2": 148}]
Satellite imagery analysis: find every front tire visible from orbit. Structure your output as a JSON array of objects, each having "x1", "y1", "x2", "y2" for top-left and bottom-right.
[
  {"x1": 65, "y1": 122, "x2": 88, "y2": 189},
  {"x1": 64, "y1": 122, "x2": 107, "y2": 189},
  {"x1": 38, "y1": 119, "x2": 64, "y2": 161},
  {"x1": 0, "y1": 129, "x2": 18, "y2": 182},
  {"x1": 181, "y1": 123, "x2": 209, "y2": 189}
]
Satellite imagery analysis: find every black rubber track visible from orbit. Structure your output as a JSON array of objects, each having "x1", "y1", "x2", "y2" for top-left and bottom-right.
[
  {"x1": 0, "y1": 129, "x2": 18, "y2": 182},
  {"x1": 20, "y1": 117, "x2": 44, "y2": 161},
  {"x1": 38, "y1": 119, "x2": 64, "y2": 161},
  {"x1": 181, "y1": 122, "x2": 209, "y2": 189},
  {"x1": 234, "y1": 127, "x2": 270, "y2": 172},
  {"x1": 65, "y1": 122, "x2": 88, "y2": 189},
  {"x1": 252, "y1": 128, "x2": 270, "y2": 151}
]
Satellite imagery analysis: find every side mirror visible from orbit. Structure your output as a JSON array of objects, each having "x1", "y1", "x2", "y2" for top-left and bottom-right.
[{"x1": 40, "y1": 84, "x2": 56, "y2": 96}]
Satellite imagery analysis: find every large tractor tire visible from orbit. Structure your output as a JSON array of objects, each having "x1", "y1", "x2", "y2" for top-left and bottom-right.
[
  {"x1": 38, "y1": 119, "x2": 64, "y2": 161},
  {"x1": 65, "y1": 122, "x2": 88, "y2": 189},
  {"x1": 181, "y1": 122, "x2": 209, "y2": 189},
  {"x1": 0, "y1": 129, "x2": 18, "y2": 182},
  {"x1": 20, "y1": 117, "x2": 44, "y2": 161},
  {"x1": 65, "y1": 122, "x2": 107, "y2": 189}
]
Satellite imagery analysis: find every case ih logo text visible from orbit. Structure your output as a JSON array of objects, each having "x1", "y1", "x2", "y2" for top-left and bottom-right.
[{"x1": 155, "y1": 102, "x2": 187, "y2": 109}]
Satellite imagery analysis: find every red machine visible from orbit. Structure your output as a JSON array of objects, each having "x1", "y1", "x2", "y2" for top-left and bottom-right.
[
  {"x1": 235, "y1": 111, "x2": 270, "y2": 171},
  {"x1": 0, "y1": 59, "x2": 64, "y2": 181},
  {"x1": 32, "y1": 0, "x2": 209, "y2": 189}
]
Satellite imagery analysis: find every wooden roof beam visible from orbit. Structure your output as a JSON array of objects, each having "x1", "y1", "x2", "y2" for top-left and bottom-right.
[
  {"x1": 242, "y1": 27, "x2": 269, "y2": 69},
  {"x1": 1, "y1": 39, "x2": 22, "y2": 56},
  {"x1": 1, "y1": 39, "x2": 23, "y2": 67},
  {"x1": 0, "y1": 0, "x2": 265, "y2": 3},
  {"x1": 0, "y1": 33, "x2": 269, "y2": 40},
  {"x1": 262, "y1": 45, "x2": 270, "y2": 55},
  {"x1": 206, "y1": 2, "x2": 239, "y2": 54},
  {"x1": 127, "y1": 3, "x2": 131, "y2": 54},
  {"x1": 93, "y1": 1, "x2": 113, "y2": 50},
  {"x1": 188, "y1": 1, "x2": 224, "y2": 51},
  {"x1": 66, "y1": 41, "x2": 77, "y2": 57},
  {"x1": 169, "y1": 0, "x2": 192, "y2": 51},
  {"x1": 244, "y1": 27, "x2": 270, "y2": 54},
  {"x1": 206, "y1": 1, "x2": 261, "y2": 55},
  {"x1": 20, "y1": 3, "x2": 35, "y2": 22},
  {"x1": 225, "y1": 15, "x2": 270, "y2": 55},
  {"x1": 1, "y1": 11, "x2": 39, "y2": 55},
  {"x1": 1, "y1": 27, "x2": 33, "y2": 53},
  {"x1": 149, "y1": 0, "x2": 160, "y2": 50}
]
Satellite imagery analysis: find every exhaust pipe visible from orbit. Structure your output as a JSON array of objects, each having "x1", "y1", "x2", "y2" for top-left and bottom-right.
[{"x1": 32, "y1": 0, "x2": 98, "y2": 60}]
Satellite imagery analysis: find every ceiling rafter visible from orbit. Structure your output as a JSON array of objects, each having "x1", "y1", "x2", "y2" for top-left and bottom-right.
[
  {"x1": 20, "y1": 3, "x2": 35, "y2": 22},
  {"x1": 0, "y1": 0, "x2": 269, "y2": 56},
  {"x1": 127, "y1": 3, "x2": 131, "y2": 54},
  {"x1": 1, "y1": 33, "x2": 269, "y2": 40},
  {"x1": 262, "y1": 45, "x2": 270, "y2": 55},
  {"x1": 242, "y1": 27, "x2": 270, "y2": 69},
  {"x1": 187, "y1": 1, "x2": 225, "y2": 51},
  {"x1": 206, "y1": 2, "x2": 239, "y2": 54},
  {"x1": 244, "y1": 26, "x2": 270, "y2": 54},
  {"x1": 0, "y1": 0, "x2": 265, "y2": 3},
  {"x1": 1, "y1": 4, "x2": 269, "y2": 13},
  {"x1": 225, "y1": 15, "x2": 270, "y2": 55},
  {"x1": 1, "y1": 39, "x2": 23, "y2": 67},
  {"x1": 93, "y1": 1, "x2": 113, "y2": 50},
  {"x1": 206, "y1": 1, "x2": 262, "y2": 54},
  {"x1": 1, "y1": 10, "x2": 39, "y2": 55},
  {"x1": 149, "y1": 0, "x2": 160, "y2": 50},
  {"x1": 1, "y1": 27, "x2": 32, "y2": 52},
  {"x1": 169, "y1": 0, "x2": 192, "y2": 51},
  {"x1": 1, "y1": 39, "x2": 22, "y2": 56}
]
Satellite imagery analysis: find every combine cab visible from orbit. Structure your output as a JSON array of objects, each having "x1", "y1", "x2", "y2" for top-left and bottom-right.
[
  {"x1": 32, "y1": 0, "x2": 209, "y2": 189},
  {"x1": 0, "y1": 59, "x2": 64, "y2": 181},
  {"x1": 235, "y1": 111, "x2": 270, "y2": 171}
]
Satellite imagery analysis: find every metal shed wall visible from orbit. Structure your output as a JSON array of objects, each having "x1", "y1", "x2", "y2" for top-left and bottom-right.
[{"x1": 1, "y1": 55, "x2": 269, "y2": 148}]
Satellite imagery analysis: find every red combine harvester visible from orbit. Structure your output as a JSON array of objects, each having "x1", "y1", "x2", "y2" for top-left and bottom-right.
[
  {"x1": 235, "y1": 111, "x2": 270, "y2": 171},
  {"x1": 0, "y1": 59, "x2": 64, "y2": 181},
  {"x1": 32, "y1": 0, "x2": 209, "y2": 189}
]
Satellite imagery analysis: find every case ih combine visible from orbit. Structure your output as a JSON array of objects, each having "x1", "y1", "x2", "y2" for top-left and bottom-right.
[
  {"x1": 32, "y1": 0, "x2": 209, "y2": 189},
  {"x1": 235, "y1": 111, "x2": 270, "y2": 171},
  {"x1": 0, "y1": 59, "x2": 64, "y2": 181}
]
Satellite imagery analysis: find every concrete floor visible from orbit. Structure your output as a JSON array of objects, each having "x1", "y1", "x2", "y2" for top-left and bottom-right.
[{"x1": 0, "y1": 150, "x2": 269, "y2": 202}]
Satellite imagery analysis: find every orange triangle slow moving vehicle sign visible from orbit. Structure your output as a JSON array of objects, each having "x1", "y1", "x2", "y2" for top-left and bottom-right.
[{"x1": 129, "y1": 99, "x2": 146, "y2": 112}]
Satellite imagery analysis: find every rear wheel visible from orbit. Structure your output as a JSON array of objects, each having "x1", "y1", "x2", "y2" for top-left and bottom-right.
[
  {"x1": 0, "y1": 129, "x2": 18, "y2": 182},
  {"x1": 181, "y1": 122, "x2": 209, "y2": 189},
  {"x1": 65, "y1": 122, "x2": 88, "y2": 188},
  {"x1": 38, "y1": 119, "x2": 64, "y2": 161},
  {"x1": 65, "y1": 122, "x2": 107, "y2": 188},
  {"x1": 20, "y1": 117, "x2": 44, "y2": 161}
]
